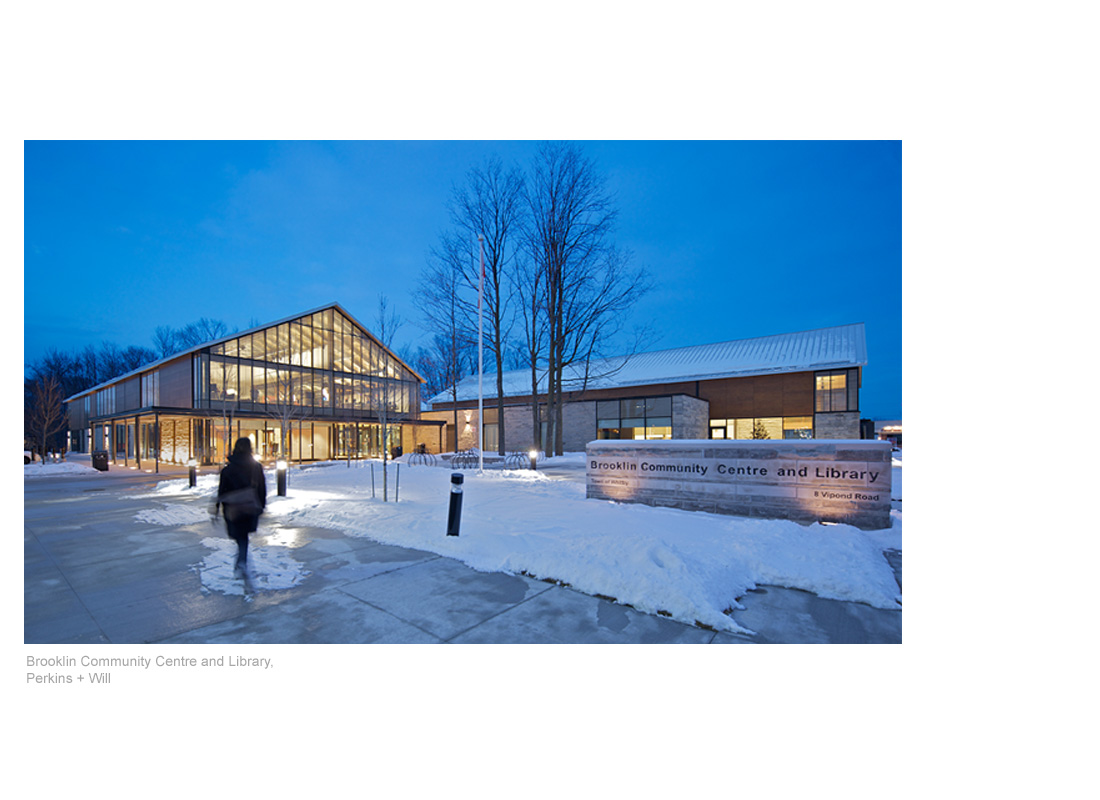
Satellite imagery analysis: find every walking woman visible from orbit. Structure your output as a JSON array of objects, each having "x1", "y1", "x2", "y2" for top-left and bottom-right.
[{"x1": 214, "y1": 437, "x2": 267, "y2": 577}]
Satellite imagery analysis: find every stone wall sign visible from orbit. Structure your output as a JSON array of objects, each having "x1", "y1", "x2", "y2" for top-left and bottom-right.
[{"x1": 586, "y1": 439, "x2": 892, "y2": 530}]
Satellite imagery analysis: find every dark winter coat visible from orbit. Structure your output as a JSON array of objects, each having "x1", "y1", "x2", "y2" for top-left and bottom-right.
[{"x1": 217, "y1": 453, "x2": 267, "y2": 535}]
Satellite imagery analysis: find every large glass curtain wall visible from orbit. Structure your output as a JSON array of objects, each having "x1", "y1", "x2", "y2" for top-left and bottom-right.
[{"x1": 194, "y1": 308, "x2": 418, "y2": 420}]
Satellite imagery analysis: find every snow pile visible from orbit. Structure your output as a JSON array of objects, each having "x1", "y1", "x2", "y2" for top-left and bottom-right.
[{"x1": 24, "y1": 460, "x2": 100, "y2": 478}]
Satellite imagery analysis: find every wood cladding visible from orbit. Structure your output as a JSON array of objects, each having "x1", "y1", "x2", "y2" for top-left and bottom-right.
[
  {"x1": 119, "y1": 377, "x2": 140, "y2": 411},
  {"x1": 430, "y1": 371, "x2": 817, "y2": 421},
  {"x1": 159, "y1": 357, "x2": 192, "y2": 408},
  {"x1": 571, "y1": 373, "x2": 814, "y2": 419},
  {"x1": 699, "y1": 373, "x2": 813, "y2": 419}
]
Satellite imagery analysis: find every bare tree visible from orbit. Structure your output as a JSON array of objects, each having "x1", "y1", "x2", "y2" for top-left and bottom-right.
[
  {"x1": 24, "y1": 317, "x2": 232, "y2": 424},
  {"x1": 415, "y1": 233, "x2": 477, "y2": 452},
  {"x1": 556, "y1": 245, "x2": 653, "y2": 393},
  {"x1": 153, "y1": 326, "x2": 179, "y2": 358},
  {"x1": 448, "y1": 158, "x2": 525, "y2": 454},
  {"x1": 29, "y1": 348, "x2": 84, "y2": 400},
  {"x1": 265, "y1": 368, "x2": 307, "y2": 463},
  {"x1": 524, "y1": 142, "x2": 651, "y2": 455},
  {"x1": 178, "y1": 318, "x2": 230, "y2": 350},
  {"x1": 77, "y1": 344, "x2": 100, "y2": 388},
  {"x1": 512, "y1": 243, "x2": 549, "y2": 452},
  {"x1": 375, "y1": 294, "x2": 404, "y2": 350},
  {"x1": 410, "y1": 333, "x2": 468, "y2": 404},
  {"x1": 153, "y1": 318, "x2": 230, "y2": 358},
  {"x1": 375, "y1": 375, "x2": 413, "y2": 501},
  {"x1": 27, "y1": 375, "x2": 68, "y2": 462}
]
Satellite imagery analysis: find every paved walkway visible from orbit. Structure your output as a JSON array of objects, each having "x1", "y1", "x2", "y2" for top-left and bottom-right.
[{"x1": 24, "y1": 458, "x2": 902, "y2": 644}]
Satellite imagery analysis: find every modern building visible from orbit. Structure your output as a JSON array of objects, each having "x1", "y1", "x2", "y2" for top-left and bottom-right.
[
  {"x1": 64, "y1": 303, "x2": 444, "y2": 469},
  {"x1": 424, "y1": 322, "x2": 868, "y2": 453},
  {"x1": 875, "y1": 419, "x2": 902, "y2": 448}
]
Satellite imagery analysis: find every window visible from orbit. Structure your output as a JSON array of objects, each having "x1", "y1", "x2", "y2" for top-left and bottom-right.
[
  {"x1": 709, "y1": 416, "x2": 814, "y2": 440},
  {"x1": 782, "y1": 416, "x2": 814, "y2": 439},
  {"x1": 815, "y1": 369, "x2": 859, "y2": 412},
  {"x1": 96, "y1": 386, "x2": 116, "y2": 415},
  {"x1": 141, "y1": 372, "x2": 159, "y2": 407},
  {"x1": 482, "y1": 423, "x2": 499, "y2": 452},
  {"x1": 597, "y1": 395, "x2": 675, "y2": 440},
  {"x1": 194, "y1": 355, "x2": 209, "y2": 406}
]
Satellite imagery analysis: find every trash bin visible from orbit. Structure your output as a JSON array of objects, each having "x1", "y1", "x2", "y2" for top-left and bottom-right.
[
  {"x1": 391, "y1": 445, "x2": 403, "y2": 460},
  {"x1": 92, "y1": 450, "x2": 109, "y2": 471}
]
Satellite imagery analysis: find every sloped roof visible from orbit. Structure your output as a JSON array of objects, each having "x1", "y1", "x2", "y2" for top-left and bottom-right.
[
  {"x1": 428, "y1": 322, "x2": 867, "y2": 405},
  {"x1": 65, "y1": 302, "x2": 423, "y2": 403}
]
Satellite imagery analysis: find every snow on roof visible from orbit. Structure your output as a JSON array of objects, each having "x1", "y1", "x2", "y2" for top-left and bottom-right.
[{"x1": 428, "y1": 323, "x2": 867, "y2": 405}]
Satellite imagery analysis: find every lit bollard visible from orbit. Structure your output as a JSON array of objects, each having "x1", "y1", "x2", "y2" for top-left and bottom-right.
[
  {"x1": 276, "y1": 460, "x2": 288, "y2": 496},
  {"x1": 529, "y1": 449, "x2": 538, "y2": 471},
  {"x1": 446, "y1": 472, "x2": 464, "y2": 536},
  {"x1": 188, "y1": 459, "x2": 197, "y2": 488}
]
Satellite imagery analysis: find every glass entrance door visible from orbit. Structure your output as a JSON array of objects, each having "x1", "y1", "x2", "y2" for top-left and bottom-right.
[{"x1": 259, "y1": 428, "x2": 278, "y2": 460}]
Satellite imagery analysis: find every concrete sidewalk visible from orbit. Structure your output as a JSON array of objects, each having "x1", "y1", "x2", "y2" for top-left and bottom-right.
[{"x1": 24, "y1": 459, "x2": 901, "y2": 644}]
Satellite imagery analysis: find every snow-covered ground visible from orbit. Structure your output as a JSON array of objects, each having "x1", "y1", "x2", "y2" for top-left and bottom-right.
[
  {"x1": 27, "y1": 451, "x2": 902, "y2": 635},
  {"x1": 23, "y1": 459, "x2": 101, "y2": 478}
]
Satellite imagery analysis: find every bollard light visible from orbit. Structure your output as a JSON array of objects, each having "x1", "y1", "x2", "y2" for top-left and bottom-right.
[
  {"x1": 446, "y1": 472, "x2": 464, "y2": 536},
  {"x1": 188, "y1": 459, "x2": 197, "y2": 488},
  {"x1": 276, "y1": 459, "x2": 288, "y2": 496},
  {"x1": 529, "y1": 449, "x2": 538, "y2": 471}
]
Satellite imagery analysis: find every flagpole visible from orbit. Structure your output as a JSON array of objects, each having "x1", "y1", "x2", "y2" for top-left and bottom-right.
[{"x1": 478, "y1": 234, "x2": 484, "y2": 474}]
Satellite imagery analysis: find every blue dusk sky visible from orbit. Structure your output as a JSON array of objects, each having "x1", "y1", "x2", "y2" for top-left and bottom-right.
[{"x1": 23, "y1": 140, "x2": 901, "y2": 419}]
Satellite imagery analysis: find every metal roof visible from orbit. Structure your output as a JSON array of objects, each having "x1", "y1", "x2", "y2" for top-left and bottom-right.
[{"x1": 429, "y1": 322, "x2": 867, "y2": 405}]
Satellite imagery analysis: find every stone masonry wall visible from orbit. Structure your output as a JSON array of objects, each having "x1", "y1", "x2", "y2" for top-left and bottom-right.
[
  {"x1": 159, "y1": 419, "x2": 192, "y2": 465},
  {"x1": 563, "y1": 401, "x2": 597, "y2": 452},
  {"x1": 673, "y1": 395, "x2": 710, "y2": 439},
  {"x1": 586, "y1": 439, "x2": 893, "y2": 530},
  {"x1": 503, "y1": 404, "x2": 538, "y2": 452},
  {"x1": 814, "y1": 411, "x2": 860, "y2": 439}
]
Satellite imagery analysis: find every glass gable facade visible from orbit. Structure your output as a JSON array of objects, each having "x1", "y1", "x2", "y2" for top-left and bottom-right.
[
  {"x1": 194, "y1": 307, "x2": 419, "y2": 419},
  {"x1": 66, "y1": 304, "x2": 440, "y2": 468}
]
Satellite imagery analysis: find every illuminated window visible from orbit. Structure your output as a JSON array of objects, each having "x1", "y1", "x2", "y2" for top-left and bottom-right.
[
  {"x1": 709, "y1": 416, "x2": 814, "y2": 440},
  {"x1": 195, "y1": 309, "x2": 419, "y2": 421},
  {"x1": 597, "y1": 395, "x2": 674, "y2": 440},
  {"x1": 482, "y1": 423, "x2": 499, "y2": 451},
  {"x1": 783, "y1": 416, "x2": 814, "y2": 439},
  {"x1": 815, "y1": 369, "x2": 859, "y2": 412}
]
